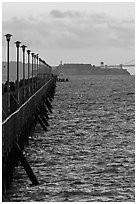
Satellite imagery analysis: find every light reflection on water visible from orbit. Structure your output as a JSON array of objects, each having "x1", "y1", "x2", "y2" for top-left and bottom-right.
[{"x1": 3, "y1": 75, "x2": 135, "y2": 202}]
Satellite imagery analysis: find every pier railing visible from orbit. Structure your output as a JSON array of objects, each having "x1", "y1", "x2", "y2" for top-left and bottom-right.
[
  {"x1": 2, "y1": 74, "x2": 52, "y2": 120},
  {"x1": 2, "y1": 34, "x2": 57, "y2": 194},
  {"x1": 2, "y1": 76, "x2": 56, "y2": 155},
  {"x1": 2, "y1": 74, "x2": 57, "y2": 193}
]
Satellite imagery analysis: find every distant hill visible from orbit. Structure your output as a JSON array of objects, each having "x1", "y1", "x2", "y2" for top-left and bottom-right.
[
  {"x1": 2, "y1": 61, "x2": 50, "y2": 83},
  {"x1": 2, "y1": 61, "x2": 32, "y2": 82},
  {"x1": 55, "y1": 63, "x2": 130, "y2": 76}
]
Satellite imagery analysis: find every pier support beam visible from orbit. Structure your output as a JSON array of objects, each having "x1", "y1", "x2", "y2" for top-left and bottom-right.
[
  {"x1": 15, "y1": 143, "x2": 39, "y2": 185},
  {"x1": 35, "y1": 113, "x2": 48, "y2": 132},
  {"x1": 37, "y1": 107, "x2": 50, "y2": 127},
  {"x1": 44, "y1": 98, "x2": 53, "y2": 114},
  {"x1": 39, "y1": 104, "x2": 49, "y2": 120}
]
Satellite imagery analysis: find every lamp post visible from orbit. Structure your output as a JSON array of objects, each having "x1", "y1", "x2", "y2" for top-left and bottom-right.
[
  {"x1": 21, "y1": 45, "x2": 27, "y2": 84},
  {"x1": 21, "y1": 45, "x2": 27, "y2": 101},
  {"x1": 33, "y1": 54, "x2": 36, "y2": 90},
  {"x1": 27, "y1": 50, "x2": 31, "y2": 96},
  {"x1": 39, "y1": 58, "x2": 42, "y2": 85},
  {"x1": 15, "y1": 41, "x2": 21, "y2": 105},
  {"x1": 31, "y1": 53, "x2": 34, "y2": 92},
  {"x1": 5, "y1": 33, "x2": 12, "y2": 114},
  {"x1": 36, "y1": 54, "x2": 39, "y2": 89},
  {"x1": 39, "y1": 57, "x2": 41, "y2": 75}
]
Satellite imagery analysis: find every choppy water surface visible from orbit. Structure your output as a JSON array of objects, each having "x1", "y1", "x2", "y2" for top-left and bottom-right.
[{"x1": 4, "y1": 75, "x2": 135, "y2": 202}]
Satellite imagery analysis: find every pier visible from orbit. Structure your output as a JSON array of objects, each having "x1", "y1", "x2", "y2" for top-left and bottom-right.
[{"x1": 2, "y1": 34, "x2": 57, "y2": 194}]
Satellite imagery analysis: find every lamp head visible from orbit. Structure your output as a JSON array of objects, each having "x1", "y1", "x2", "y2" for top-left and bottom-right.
[
  {"x1": 36, "y1": 54, "x2": 39, "y2": 59},
  {"x1": 15, "y1": 41, "x2": 21, "y2": 47},
  {"x1": 21, "y1": 45, "x2": 27, "y2": 52},
  {"x1": 27, "y1": 50, "x2": 31, "y2": 54},
  {"x1": 5, "y1": 34, "x2": 12, "y2": 41}
]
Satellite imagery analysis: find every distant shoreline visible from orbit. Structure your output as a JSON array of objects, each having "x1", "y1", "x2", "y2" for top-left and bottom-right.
[
  {"x1": 54, "y1": 64, "x2": 131, "y2": 76},
  {"x1": 2, "y1": 61, "x2": 134, "y2": 83}
]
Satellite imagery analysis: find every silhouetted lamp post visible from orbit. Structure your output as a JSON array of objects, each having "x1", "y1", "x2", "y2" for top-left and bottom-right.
[
  {"x1": 36, "y1": 54, "x2": 39, "y2": 89},
  {"x1": 39, "y1": 58, "x2": 41, "y2": 83},
  {"x1": 34, "y1": 54, "x2": 37, "y2": 90},
  {"x1": 34, "y1": 54, "x2": 36, "y2": 88},
  {"x1": 21, "y1": 45, "x2": 27, "y2": 100},
  {"x1": 15, "y1": 41, "x2": 21, "y2": 105},
  {"x1": 21, "y1": 45, "x2": 27, "y2": 84},
  {"x1": 31, "y1": 53, "x2": 34, "y2": 92},
  {"x1": 5, "y1": 33, "x2": 12, "y2": 113},
  {"x1": 27, "y1": 50, "x2": 31, "y2": 96}
]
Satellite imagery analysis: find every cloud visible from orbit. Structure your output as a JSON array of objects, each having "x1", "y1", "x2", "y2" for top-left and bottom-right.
[
  {"x1": 2, "y1": 9, "x2": 135, "y2": 51},
  {"x1": 50, "y1": 9, "x2": 82, "y2": 18}
]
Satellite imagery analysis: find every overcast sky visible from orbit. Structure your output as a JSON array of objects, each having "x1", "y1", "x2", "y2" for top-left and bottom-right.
[{"x1": 2, "y1": 2, "x2": 135, "y2": 74}]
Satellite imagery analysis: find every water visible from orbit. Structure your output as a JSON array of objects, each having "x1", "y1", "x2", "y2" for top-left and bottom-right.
[{"x1": 3, "y1": 75, "x2": 135, "y2": 202}]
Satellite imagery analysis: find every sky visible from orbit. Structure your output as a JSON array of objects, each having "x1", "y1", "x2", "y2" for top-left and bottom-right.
[{"x1": 2, "y1": 2, "x2": 135, "y2": 74}]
